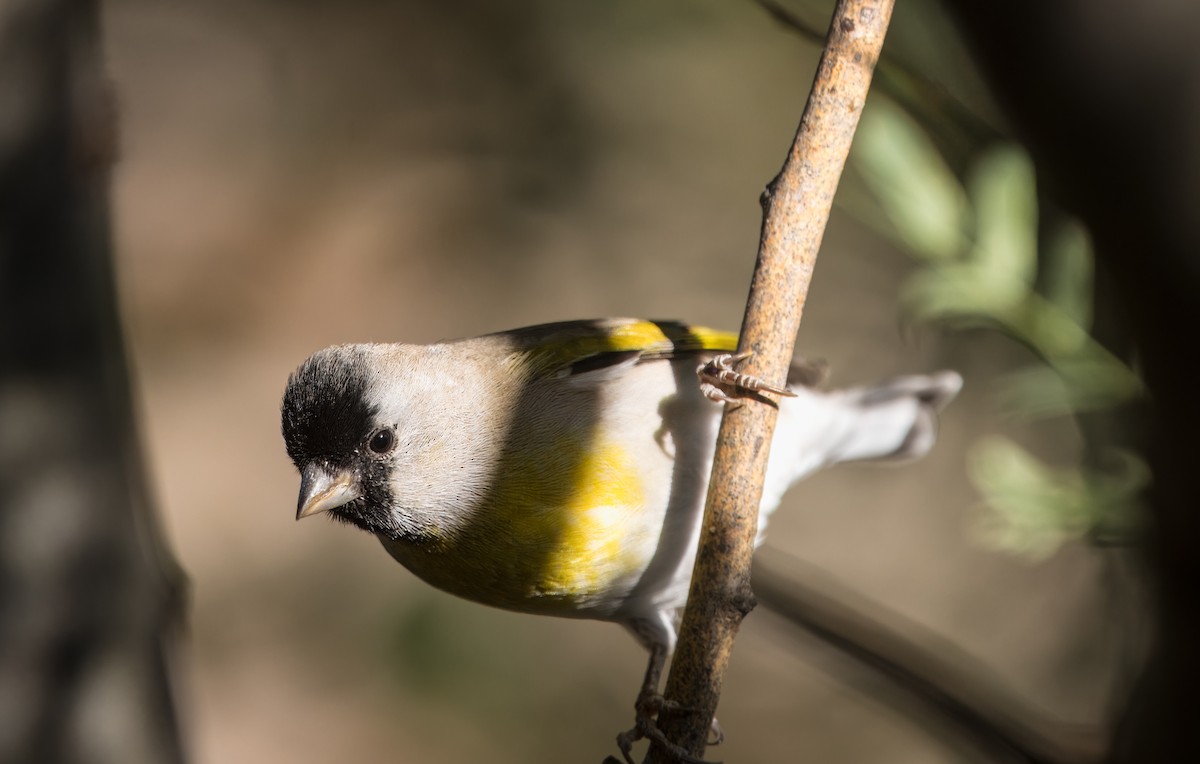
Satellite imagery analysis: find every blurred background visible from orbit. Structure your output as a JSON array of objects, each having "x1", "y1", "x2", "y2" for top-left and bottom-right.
[{"x1": 8, "y1": 0, "x2": 1186, "y2": 762}]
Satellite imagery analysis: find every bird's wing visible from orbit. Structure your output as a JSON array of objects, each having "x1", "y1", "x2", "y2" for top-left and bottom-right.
[
  {"x1": 496, "y1": 318, "x2": 826, "y2": 389},
  {"x1": 500, "y1": 318, "x2": 737, "y2": 381}
]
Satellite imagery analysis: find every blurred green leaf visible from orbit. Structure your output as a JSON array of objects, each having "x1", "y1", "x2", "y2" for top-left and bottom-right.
[
  {"x1": 968, "y1": 436, "x2": 1146, "y2": 559},
  {"x1": 854, "y1": 101, "x2": 968, "y2": 261},
  {"x1": 901, "y1": 262, "x2": 1023, "y2": 321},
  {"x1": 996, "y1": 354, "x2": 1143, "y2": 420},
  {"x1": 965, "y1": 147, "x2": 1037, "y2": 293},
  {"x1": 1009, "y1": 293, "x2": 1090, "y2": 358},
  {"x1": 867, "y1": 106, "x2": 1147, "y2": 560},
  {"x1": 1041, "y1": 222, "x2": 1093, "y2": 330}
]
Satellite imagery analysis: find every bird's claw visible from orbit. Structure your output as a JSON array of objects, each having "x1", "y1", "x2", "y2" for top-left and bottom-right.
[
  {"x1": 697, "y1": 351, "x2": 796, "y2": 404},
  {"x1": 615, "y1": 691, "x2": 722, "y2": 764}
]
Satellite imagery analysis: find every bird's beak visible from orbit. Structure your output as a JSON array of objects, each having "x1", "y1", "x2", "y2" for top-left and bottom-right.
[{"x1": 296, "y1": 464, "x2": 361, "y2": 520}]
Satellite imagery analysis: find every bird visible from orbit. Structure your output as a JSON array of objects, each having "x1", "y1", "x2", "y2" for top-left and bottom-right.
[{"x1": 281, "y1": 318, "x2": 961, "y2": 759}]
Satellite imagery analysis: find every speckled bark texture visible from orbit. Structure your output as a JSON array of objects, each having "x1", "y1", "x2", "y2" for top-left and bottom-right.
[{"x1": 647, "y1": 1, "x2": 895, "y2": 760}]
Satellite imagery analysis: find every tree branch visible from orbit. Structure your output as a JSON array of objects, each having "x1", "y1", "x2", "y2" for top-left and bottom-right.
[
  {"x1": 753, "y1": 551, "x2": 1106, "y2": 764},
  {"x1": 646, "y1": 1, "x2": 895, "y2": 759}
]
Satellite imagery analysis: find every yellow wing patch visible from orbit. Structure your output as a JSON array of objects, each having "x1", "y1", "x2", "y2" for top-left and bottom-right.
[{"x1": 505, "y1": 318, "x2": 738, "y2": 378}]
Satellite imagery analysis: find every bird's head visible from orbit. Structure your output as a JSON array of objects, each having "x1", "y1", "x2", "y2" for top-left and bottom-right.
[
  {"x1": 281, "y1": 342, "x2": 510, "y2": 544},
  {"x1": 281, "y1": 344, "x2": 407, "y2": 538}
]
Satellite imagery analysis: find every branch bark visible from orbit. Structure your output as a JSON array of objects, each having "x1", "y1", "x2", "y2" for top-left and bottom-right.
[{"x1": 646, "y1": 0, "x2": 895, "y2": 759}]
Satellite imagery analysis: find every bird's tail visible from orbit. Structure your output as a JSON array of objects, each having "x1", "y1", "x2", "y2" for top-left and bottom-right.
[
  {"x1": 822, "y1": 370, "x2": 963, "y2": 464},
  {"x1": 759, "y1": 370, "x2": 962, "y2": 521}
]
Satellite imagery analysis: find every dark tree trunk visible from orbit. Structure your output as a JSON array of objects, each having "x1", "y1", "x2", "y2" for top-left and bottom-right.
[{"x1": 0, "y1": 2, "x2": 186, "y2": 762}]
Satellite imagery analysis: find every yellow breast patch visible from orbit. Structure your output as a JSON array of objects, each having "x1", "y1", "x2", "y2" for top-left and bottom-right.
[{"x1": 487, "y1": 437, "x2": 648, "y2": 605}]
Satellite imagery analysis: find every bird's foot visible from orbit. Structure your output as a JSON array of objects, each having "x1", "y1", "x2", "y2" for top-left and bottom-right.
[
  {"x1": 697, "y1": 352, "x2": 796, "y2": 404},
  {"x1": 614, "y1": 690, "x2": 721, "y2": 764}
]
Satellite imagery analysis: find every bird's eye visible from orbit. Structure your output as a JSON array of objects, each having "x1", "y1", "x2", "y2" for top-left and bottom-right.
[{"x1": 368, "y1": 428, "x2": 395, "y2": 454}]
